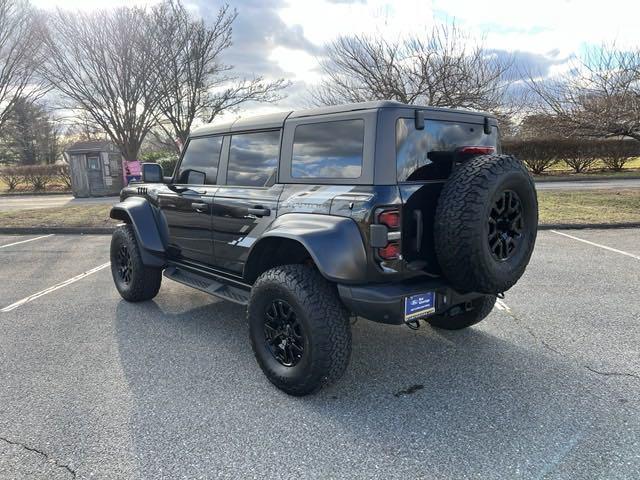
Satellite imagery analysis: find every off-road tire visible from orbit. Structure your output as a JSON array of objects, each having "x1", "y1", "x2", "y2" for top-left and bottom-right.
[
  {"x1": 110, "y1": 224, "x2": 162, "y2": 302},
  {"x1": 434, "y1": 154, "x2": 538, "y2": 294},
  {"x1": 248, "y1": 264, "x2": 352, "y2": 396},
  {"x1": 427, "y1": 295, "x2": 496, "y2": 330}
]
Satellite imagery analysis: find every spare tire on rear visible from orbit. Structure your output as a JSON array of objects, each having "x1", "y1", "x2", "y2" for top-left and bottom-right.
[{"x1": 434, "y1": 154, "x2": 538, "y2": 294}]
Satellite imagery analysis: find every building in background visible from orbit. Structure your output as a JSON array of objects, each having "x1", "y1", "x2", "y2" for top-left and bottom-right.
[{"x1": 64, "y1": 141, "x2": 124, "y2": 197}]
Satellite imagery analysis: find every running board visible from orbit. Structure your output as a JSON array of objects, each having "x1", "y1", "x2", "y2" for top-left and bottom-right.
[{"x1": 163, "y1": 266, "x2": 250, "y2": 306}]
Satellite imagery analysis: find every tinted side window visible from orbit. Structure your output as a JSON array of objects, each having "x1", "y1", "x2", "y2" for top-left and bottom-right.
[
  {"x1": 227, "y1": 130, "x2": 280, "y2": 187},
  {"x1": 177, "y1": 136, "x2": 222, "y2": 185},
  {"x1": 396, "y1": 118, "x2": 498, "y2": 182},
  {"x1": 292, "y1": 120, "x2": 364, "y2": 178}
]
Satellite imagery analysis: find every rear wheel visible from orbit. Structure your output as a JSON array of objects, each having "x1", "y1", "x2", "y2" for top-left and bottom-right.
[
  {"x1": 110, "y1": 224, "x2": 162, "y2": 302},
  {"x1": 427, "y1": 295, "x2": 496, "y2": 330},
  {"x1": 248, "y1": 264, "x2": 351, "y2": 396}
]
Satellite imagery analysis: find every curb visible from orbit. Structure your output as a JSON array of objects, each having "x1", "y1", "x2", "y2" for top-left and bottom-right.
[
  {"x1": 535, "y1": 174, "x2": 640, "y2": 183},
  {"x1": 0, "y1": 191, "x2": 73, "y2": 197},
  {"x1": 537, "y1": 222, "x2": 640, "y2": 230},
  {"x1": 0, "y1": 227, "x2": 116, "y2": 235},
  {"x1": 2, "y1": 224, "x2": 639, "y2": 236}
]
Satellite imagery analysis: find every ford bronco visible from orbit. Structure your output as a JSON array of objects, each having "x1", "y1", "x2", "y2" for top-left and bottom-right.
[{"x1": 109, "y1": 101, "x2": 538, "y2": 395}]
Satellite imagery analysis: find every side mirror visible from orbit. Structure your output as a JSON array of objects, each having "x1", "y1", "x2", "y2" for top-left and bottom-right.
[{"x1": 142, "y1": 162, "x2": 163, "y2": 183}]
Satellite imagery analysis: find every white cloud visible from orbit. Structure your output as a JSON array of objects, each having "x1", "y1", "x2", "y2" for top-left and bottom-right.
[
  {"x1": 33, "y1": 0, "x2": 640, "y2": 119},
  {"x1": 279, "y1": 0, "x2": 435, "y2": 45},
  {"x1": 432, "y1": 0, "x2": 640, "y2": 55}
]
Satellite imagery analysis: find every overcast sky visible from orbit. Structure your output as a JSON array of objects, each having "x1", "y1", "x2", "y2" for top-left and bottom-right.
[{"x1": 33, "y1": 0, "x2": 640, "y2": 120}]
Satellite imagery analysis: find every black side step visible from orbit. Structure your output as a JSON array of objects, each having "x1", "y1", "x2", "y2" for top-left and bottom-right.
[{"x1": 163, "y1": 266, "x2": 250, "y2": 306}]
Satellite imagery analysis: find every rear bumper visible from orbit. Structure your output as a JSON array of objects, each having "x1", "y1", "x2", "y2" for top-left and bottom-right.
[{"x1": 337, "y1": 277, "x2": 481, "y2": 325}]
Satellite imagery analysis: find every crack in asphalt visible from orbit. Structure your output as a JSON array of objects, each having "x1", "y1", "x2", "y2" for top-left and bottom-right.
[
  {"x1": 0, "y1": 435, "x2": 76, "y2": 478},
  {"x1": 584, "y1": 366, "x2": 640, "y2": 380},
  {"x1": 393, "y1": 384, "x2": 425, "y2": 397},
  {"x1": 497, "y1": 302, "x2": 640, "y2": 382}
]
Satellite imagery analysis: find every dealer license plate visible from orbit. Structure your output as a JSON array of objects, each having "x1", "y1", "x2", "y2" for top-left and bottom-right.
[{"x1": 404, "y1": 292, "x2": 436, "y2": 321}]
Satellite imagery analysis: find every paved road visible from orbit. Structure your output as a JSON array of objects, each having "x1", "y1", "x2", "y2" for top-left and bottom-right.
[
  {"x1": 535, "y1": 177, "x2": 640, "y2": 190},
  {"x1": 0, "y1": 230, "x2": 638, "y2": 479},
  {"x1": 0, "y1": 195, "x2": 117, "y2": 212}
]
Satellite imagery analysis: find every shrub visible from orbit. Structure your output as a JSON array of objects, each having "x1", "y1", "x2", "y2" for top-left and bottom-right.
[
  {"x1": 600, "y1": 140, "x2": 640, "y2": 171},
  {"x1": 0, "y1": 166, "x2": 24, "y2": 191},
  {"x1": 502, "y1": 139, "x2": 560, "y2": 174},
  {"x1": 157, "y1": 155, "x2": 178, "y2": 176},
  {"x1": 140, "y1": 151, "x2": 167, "y2": 163},
  {"x1": 56, "y1": 164, "x2": 72, "y2": 189},
  {"x1": 23, "y1": 164, "x2": 59, "y2": 191},
  {"x1": 503, "y1": 138, "x2": 640, "y2": 174},
  {"x1": 561, "y1": 145, "x2": 597, "y2": 173}
]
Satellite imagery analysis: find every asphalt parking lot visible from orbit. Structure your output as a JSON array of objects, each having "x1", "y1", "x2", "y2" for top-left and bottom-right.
[{"x1": 0, "y1": 229, "x2": 638, "y2": 479}]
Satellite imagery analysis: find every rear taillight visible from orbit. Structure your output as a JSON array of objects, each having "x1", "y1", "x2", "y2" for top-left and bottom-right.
[
  {"x1": 458, "y1": 146, "x2": 495, "y2": 155},
  {"x1": 378, "y1": 210, "x2": 401, "y2": 229},
  {"x1": 375, "y1": 207, "x2": 401, "y2": 261},
  {"x1": 378, "y1": 242, "x2": 400, "y2": 260}
]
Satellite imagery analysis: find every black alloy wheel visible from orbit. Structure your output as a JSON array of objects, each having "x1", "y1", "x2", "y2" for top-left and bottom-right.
[
  {"x1": 247, "y1": 264, "x2": 352, "y2": 396},
  {"x1": 110, "y1": 224, "x2": 162, "y2": 302},
  {"x1": 263, "y1": 299, "x2": 305, "y2": 367},
  {"x1": 488, "y1": 189, "x2": 524, "y2": 261},
  {"x1": 116, "y1": 244, "x2": 133, "y2": 284}
]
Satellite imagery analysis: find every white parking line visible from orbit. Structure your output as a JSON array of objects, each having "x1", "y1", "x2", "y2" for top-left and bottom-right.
[
  {"x1": 550, "y1": 230, "x2": 640, "y2": 261},
  {"x1": 0, "y1": 234, "x2": 54, "y2": 249},
  {"x1": 0, "y1": 262, "x2": 111, "y2": 313}
]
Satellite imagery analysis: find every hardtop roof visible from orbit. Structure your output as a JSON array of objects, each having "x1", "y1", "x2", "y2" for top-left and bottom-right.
[{"x1": 189, "y1": 100, "x2": 494, "y2": 138}]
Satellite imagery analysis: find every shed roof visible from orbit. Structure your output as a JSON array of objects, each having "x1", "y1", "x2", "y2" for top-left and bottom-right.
[
  {"x1": 188, "y1": 100, "x2": 494, "y2": 138},
  {"x1": 65, "y1": 140, "x2": 115, "y2": 153}
]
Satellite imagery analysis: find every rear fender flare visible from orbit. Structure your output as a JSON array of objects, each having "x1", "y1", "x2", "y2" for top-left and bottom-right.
[{"x1": 247, "y1": 213, "x2": 368, "y2": 283}]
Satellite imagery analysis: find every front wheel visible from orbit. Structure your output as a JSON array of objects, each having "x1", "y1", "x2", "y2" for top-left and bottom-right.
[
  {"x1": 427, "y1": 295, "x2": 496, "y2": 330},
  {"x1": 110, "y1": 224, "x2": 162, "y2": 302},
  {"x1": 248, "y1": 264, "x2": 352, "y2": 396}
]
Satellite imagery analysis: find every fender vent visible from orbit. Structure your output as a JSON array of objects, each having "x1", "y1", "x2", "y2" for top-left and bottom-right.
[{"x1": 137, "y1": 186, "x2": 147, "y2": 195}]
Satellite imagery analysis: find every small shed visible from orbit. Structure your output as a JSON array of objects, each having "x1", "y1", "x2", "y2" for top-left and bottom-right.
[{"x1": 65, "y1": 141, "x2": 124, "y2": 197}]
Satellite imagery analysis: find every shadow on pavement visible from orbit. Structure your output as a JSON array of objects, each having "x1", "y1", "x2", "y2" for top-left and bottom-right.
[{"x1": 114, "y1": 297, "x2": 633, "y2": 479}]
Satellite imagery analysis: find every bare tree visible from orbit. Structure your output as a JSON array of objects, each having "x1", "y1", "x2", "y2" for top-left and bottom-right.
[
  {"x1": 0, "y1": 0, "x2": 47, "y2": 129},
  {"x1": 41, "y1": 6, "x2": 168, "y2": 161},
  {"x1": 312, "y1": 23, "x2": 513, "y2": 115},
  {"x1": 151, "y1": 1, "x2": 288, "y2": 150},
  {"x1": 527, "y1": 45, "x2": 640, "y2": 142}
]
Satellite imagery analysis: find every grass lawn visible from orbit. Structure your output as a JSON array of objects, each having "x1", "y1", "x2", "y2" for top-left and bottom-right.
[
  {"x1": 537, "y1": 189, "x2": 640, "y2": 224},
  {"x1": 534, "y1": 169, "x2": 640, "y2": 181},
  {"x1": 1, "y1": 190, "x2": 639, "y2": 229},
  {"x1": 0, "y1": 204, "x2": 115, "y2": 228}
]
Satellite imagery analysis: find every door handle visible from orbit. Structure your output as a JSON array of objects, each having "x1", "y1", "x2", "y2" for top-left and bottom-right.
[
  {"x1": 192, "y1": 202, "x2": 208, "y2": 213},
  {"x1": 247, "y1": 206, "x2": 271, "y2": 217}
]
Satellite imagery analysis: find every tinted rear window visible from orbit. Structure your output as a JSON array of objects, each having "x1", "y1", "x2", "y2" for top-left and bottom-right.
[
  {"x1": 292, "y1": 119, "x2": 364, "y2": 178},
  {"x1": 177, "y1": 136, "x2": 222, "y2": 184},
  {"x1": 396, "y1": 118, "x2": 498, "y2": 182},
  {"x1": 227, "y1": 130, "x2": 280, "y2": 187}
]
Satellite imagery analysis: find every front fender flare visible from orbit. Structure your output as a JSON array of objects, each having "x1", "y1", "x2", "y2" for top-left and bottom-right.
[
  {"x1": 110, "y1": 196, "x2": 166, "y2": 267},
  {"x1": 251, "y1": 213, "x2": 368, "y2": 284}
]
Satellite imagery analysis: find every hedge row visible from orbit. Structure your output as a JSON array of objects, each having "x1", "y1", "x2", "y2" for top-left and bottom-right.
[
  {"x1": 502, "y1": 139, "x2": 640, "y2": 174},
  {"x1": 0, "y1": 164, "x2": 71, "y2": 191}
]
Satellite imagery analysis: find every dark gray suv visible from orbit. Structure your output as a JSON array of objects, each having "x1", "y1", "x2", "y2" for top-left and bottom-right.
[{"x1": 109, "y1": 100, "x2": 538, "y2": 395}]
